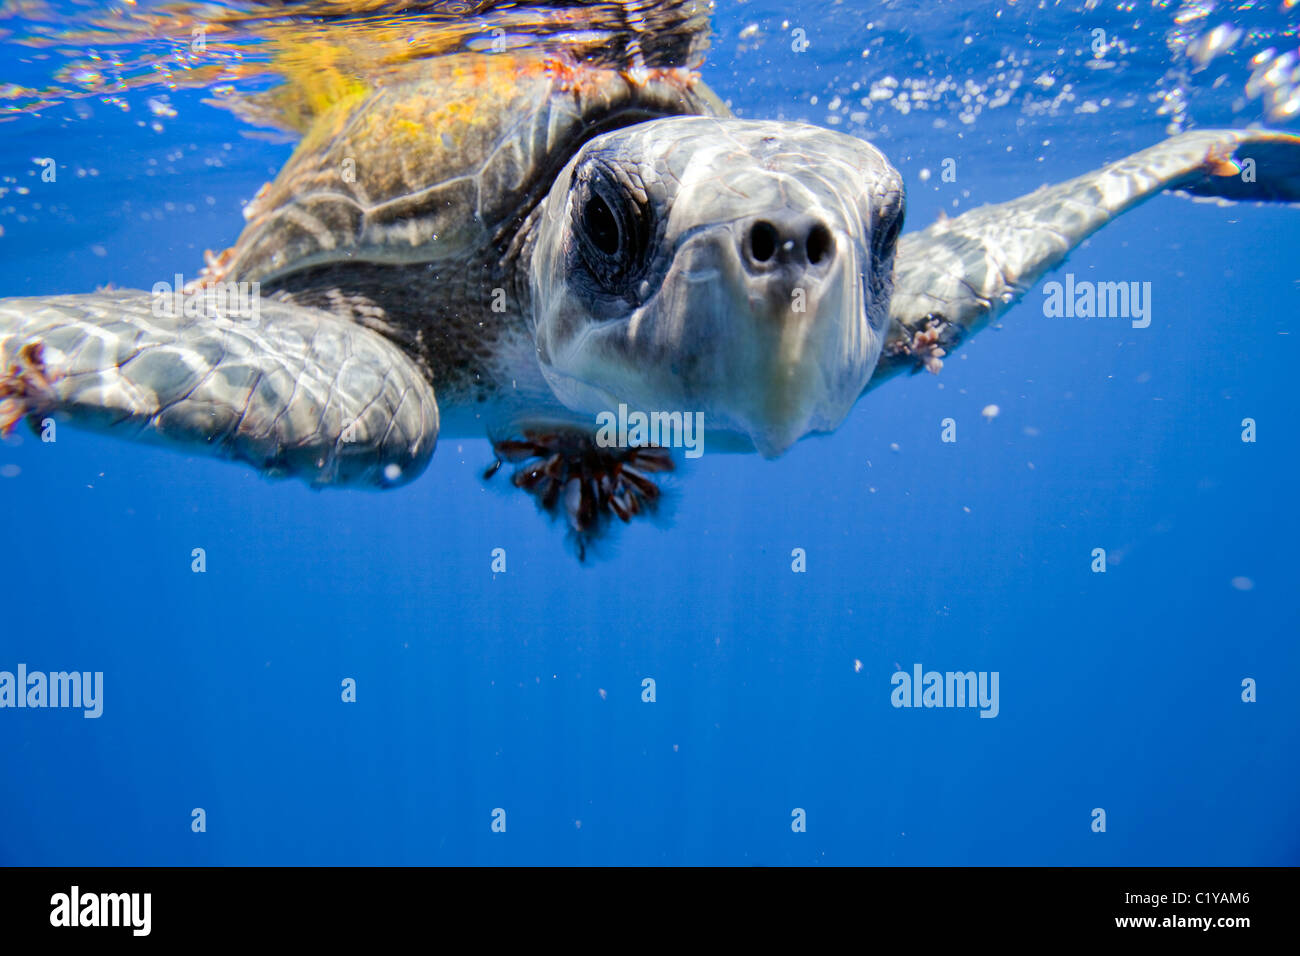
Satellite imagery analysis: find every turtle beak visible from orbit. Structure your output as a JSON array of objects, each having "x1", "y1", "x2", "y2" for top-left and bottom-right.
[
  {"x1": 628, "y1": 207, "x2": 875, "y2": 458},
  {"x1": 724, "y1": 211, "x2": 864, "y2": 457}
]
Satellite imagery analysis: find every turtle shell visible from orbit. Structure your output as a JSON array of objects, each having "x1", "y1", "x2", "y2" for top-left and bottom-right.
[{"x1": 220, "y1": 4, "x2": 726, "y2": 284}]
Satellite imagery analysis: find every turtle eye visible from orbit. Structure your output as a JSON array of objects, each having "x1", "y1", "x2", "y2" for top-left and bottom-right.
[
  {"x1": 871, "y1": 187, "x2": 905, "y2": 263},
  {"x1": 572, "y1": 171, "x2": 650, "y2": 295},
  {"x1": 877, "y1": 212, "x2": 902, "y2": 258},
  {"x1": 582, "y1": 194, "x2": 621, "y2": 257}
]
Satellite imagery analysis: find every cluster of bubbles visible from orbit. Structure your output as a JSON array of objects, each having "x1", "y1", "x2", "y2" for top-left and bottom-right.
[
  {"x1": 721, "y1": 0, "x2": 1299, "y2": 145},
  {"x1": 1159, "y1": 0, "x2": 1300, "y2": 130}
]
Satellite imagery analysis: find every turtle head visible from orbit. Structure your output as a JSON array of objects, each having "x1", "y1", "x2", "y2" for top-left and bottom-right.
[{"x1": 529, "y1": 116, "x2": 904, "y2": 457}]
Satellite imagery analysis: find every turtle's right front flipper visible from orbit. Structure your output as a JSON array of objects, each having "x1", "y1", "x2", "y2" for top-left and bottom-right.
[
  {"x1": 871, "y1": 128, "x2": 1300, "y2": 389},
  {"x1": 0, "y1": 290, "x2": 438, "y2": 488}
]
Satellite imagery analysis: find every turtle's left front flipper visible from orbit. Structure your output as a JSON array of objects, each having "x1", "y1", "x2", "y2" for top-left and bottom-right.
[
  {"x1": 870, "y1": 128, "x2": 1300, "y2": 388},
  {"x1": 0, "y1": 290, "x2": 439, "y2": 487}
]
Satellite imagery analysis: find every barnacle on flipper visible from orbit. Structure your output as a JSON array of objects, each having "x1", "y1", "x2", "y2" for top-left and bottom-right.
[
  {"x1": 0, "y1": 341, "x2": 59, "y2": 436},
  {"x1": 485, "y1": 427, "x2": 675, "y2": 562},
  {"x1": 886, "y1": 314, "x2": 963, "y2": 376},
  {"x1": 1204, "y1": 142, "x2": 1244, "y2": 178}
]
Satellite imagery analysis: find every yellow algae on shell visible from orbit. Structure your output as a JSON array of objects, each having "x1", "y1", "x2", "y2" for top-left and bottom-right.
[{"x1": 204, "y1": 30, "x2": 722, "y2": 283}]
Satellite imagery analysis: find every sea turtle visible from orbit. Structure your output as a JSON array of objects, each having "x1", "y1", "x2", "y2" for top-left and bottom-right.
[{"x1": 1, "y1": 0, "x2": 1298, "y2": 557}]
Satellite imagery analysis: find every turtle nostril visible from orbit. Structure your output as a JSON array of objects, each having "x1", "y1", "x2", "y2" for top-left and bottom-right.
[
  {"x1": 749, "y1": 220, "x2": 778, "y2": 263},
  {"x1": 746, "y1": 219, "x2": 834, "y2": 269},
  {"x1": 806, "y1": 224, "x2": 833, "y2": 265}
]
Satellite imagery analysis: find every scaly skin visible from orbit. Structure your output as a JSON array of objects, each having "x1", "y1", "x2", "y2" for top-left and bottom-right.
[
  {"x1": 870, "y1": 128, "x2": 1300, "y2": 388},
  {"x1": 0, "y1": 290, "x2": 438, "y2": 488}
]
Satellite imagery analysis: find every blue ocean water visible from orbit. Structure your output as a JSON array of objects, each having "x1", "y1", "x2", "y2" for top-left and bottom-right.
[{"x1": 0, "y1": 0, "x2": 1297, "y2": 865}]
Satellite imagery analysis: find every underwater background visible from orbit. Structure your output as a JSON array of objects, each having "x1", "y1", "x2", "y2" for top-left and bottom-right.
[{"x1": 0, "y1": 0, "x2": 1297, "y2": 865}]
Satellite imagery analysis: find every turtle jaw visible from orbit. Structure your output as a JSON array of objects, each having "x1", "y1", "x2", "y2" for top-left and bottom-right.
[
  {"x1": 534, "y1": 218, "x2": 883, "y2": 459},
  {"x1": 635, "y1": 221, "x2": 877, "y2": 458}
]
